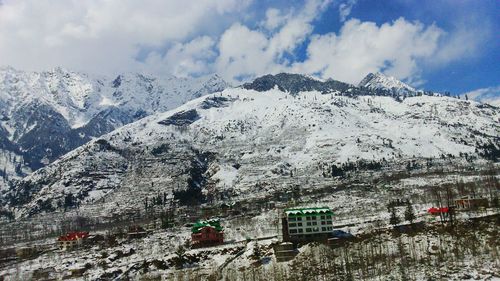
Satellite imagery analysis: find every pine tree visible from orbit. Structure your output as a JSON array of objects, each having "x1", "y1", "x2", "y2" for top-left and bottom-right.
[
  {"x1": 252, "y1": 242, "x2": 262, "y2": 261},
  {"x1": 389, "y1": 206, "x2": 400, "y2": 226},
  {"x1": 404, "y1": 202, "x2": 416, "y2": 224}
]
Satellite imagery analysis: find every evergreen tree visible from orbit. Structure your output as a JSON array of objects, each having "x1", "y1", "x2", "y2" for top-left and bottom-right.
[
  {"x1": 161, "y1": 210, "x2": 174, "y2": 229},
  {"x1": 252, "y1": 242, "x2": 262, "y2": 261},
  {"x1": 404, "y1": 202, "x2": 416, "y2": 224},
  {"x1": 389, "y1": 206, "x2": 400, "y2": 226}
]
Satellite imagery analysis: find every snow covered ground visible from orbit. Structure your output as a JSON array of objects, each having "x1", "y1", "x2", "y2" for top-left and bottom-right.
[
  {"x1": 0, "y1": 73, "x2": 498, "y2": 280},
  {"x1": 1, "y1": 204, "x2": 498, "y2": 280},
  {"x1": 5, "y1": 85, "x2": 499, "y2": 219}
]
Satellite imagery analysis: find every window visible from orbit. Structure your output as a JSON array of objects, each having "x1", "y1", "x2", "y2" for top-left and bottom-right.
[
  {"x1": 306, "y1": 216, "x2": 311, "y2": 220},
  {"x1": 321, "y1": 221, "x2": 326, "y2": 225},
  {"x1": 289, "y1": 223, "x2": 296, "y2": 227},
  {"x1": 320, "y1": 215, "x2": 325, "y2": 220},
  {"x1": 321, "y1": 227, "x2": 327, "y2": 231},
  {"x1": 290, "y1": 229, "x2": 297, "y2": 234},
  {"x1": 311, "y1": 216, "x2": 317, "y2": 220},
  {"x1": 306, "y1": 228, "x2": 312, "y2": 232},
  {"x1": 313, "y1": 227, "x2": 320, "y2": 232},
  {"x1": 306, "y1": 222, "x2": 311, "y2": 226},
  {"x1": 326, "y1": 215, "x2": 332, "y2": 219},
  {"x1": 297, "y1": 222, "x2": 303, "y2": 226},
  {"x1": 327, "y1": 226, "x2": 332, "y2": 231},
  {"x1": 288, "y1": 217, "x2": 296, "y2": 221},
  {"x1": 298, "y1": 229, "x2": 303, "y2": 233},
  {"x1": 326, "y1": 221, "x2": 332, "y2": 225},
  {"x1": 312, "y1": 222, "x2": 317, "y2": 225}
]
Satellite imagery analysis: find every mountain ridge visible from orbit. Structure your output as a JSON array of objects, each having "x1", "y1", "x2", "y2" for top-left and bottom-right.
[
  {"x1": 0, "y1": 66, "x2": 230, "y2": 186},
  {"x1": 3, "y1": 83, "x2": 498, "y2": 219}
]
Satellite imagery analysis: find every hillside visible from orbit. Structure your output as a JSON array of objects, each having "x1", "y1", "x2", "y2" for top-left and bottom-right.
[
  {"x1": 0, "y1": 66, "x2": 229, "y2": 188},
  {"x1": 3, "y1": 73, "x2": 499, "y2": 219}
]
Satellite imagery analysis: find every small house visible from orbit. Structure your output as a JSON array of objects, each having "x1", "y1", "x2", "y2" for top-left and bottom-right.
[
  {"x1": 454, "y1": 196, "x2": 488, "y2": 210},
  {"x1": 191, "y1": 219, "x2": 224, "y2": 248},
  {"x1": 57, "y1": 231, "x2": 89, "y2": 251},
  {"x1": 282, "y1": 207, "x2": 334, "y2": 243}
]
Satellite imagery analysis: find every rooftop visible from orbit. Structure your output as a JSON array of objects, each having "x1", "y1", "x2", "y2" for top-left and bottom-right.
[
  {"x1": 57, "y1": 231, "x2": 89, "y2": 241},
  {"x1": 191, "y1": 218, "x2": 223, "y2": 233},
  {"x1": 284, "y1": 207, "x2": 333, "y2": 216}
]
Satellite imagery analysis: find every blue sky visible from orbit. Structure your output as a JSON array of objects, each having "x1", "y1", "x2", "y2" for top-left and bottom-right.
[
  {"x1": 336, "y1": 0, "x2": 500, "y2": 94},
  {"x1": 248, "y1": 0, "x2": 499, "y2": 94},
  {"x1": 0, "y1": 0, "x2": 498, "y2": 99}
]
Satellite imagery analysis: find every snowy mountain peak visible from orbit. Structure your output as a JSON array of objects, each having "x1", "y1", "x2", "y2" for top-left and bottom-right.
[
  {"x1": 358, "y1": 72, "x2": 417, "y2": 95},
  {"x1": 0, "y1": 66, "x2": 231, "y2": 184}
]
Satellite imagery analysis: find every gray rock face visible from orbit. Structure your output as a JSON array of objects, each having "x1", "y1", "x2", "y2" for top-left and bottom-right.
[{"x1": 158, "y1": 109, "x2": 201, "y2": 126}]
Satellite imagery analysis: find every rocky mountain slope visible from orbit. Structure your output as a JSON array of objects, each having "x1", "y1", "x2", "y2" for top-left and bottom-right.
[
  {"x1": 0, "y1": 66, "x2": 229, "y2": 188},
  {"x1": 3, "y1": 73, "x2": 499, "y2": 219},
  {"x1": 358, "y1": 72, "x2": 420, "y2": 96}
]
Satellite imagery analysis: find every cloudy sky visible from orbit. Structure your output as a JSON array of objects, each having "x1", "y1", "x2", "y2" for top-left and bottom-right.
[{"x1": 0, "y1": 0, "x2": 498, "y2": 98}]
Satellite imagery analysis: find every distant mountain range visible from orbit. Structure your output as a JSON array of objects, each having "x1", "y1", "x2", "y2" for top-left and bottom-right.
[
  {"x1": 2, "y1": 72, "x2": 498, "y2": 219},
  {"x1": 0, "y1": 66, "x2": 230, "y2": 190}
]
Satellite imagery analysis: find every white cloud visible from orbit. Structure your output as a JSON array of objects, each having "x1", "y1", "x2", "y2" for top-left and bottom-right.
[
  {"x1": 261, "y1": 8, "x2": 289, "y2": 31},
  {"x1": 215, "y1": 8, "x2": 483, "y2": 86},
  {"x1": 339, "y1": 0, "x2": 357, "y2": 22},
  {"x1": 216, "y1": 0, "x2": 331, "y2": 83},
  {"x1": 463, "y1": 86, "x2": 500, "y2": 106},
  {"x1": 0, "y1": 0, "x2": 250, "y2": 74},
  {"x1": 294, "y1": 18, "x2": 444, "y2": 84},
  {"x1": 0, "y1": 0, "x2": 490, "y2": 88},
  {"x1": 144, "y1": 36, "x2": 216, "y2": 77}
]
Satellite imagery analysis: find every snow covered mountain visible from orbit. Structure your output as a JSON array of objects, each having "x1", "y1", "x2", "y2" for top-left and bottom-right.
[
  {"x1": 4, "y1": 73, "x2": 499, "y2": 218},
  {"x1": 0, "y1": 66, "x2": 229, "y2": 187},
  {"x1": 358, "y1": 72, "x2": 420, "y2": 96},
  {"x1": 463, "y1": 86, "x2": 500, "y2": 107}
]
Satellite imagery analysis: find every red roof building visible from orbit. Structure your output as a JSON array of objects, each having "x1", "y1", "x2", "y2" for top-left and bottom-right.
[
  {"x1": 57, "y1": 232, "x2": 89, "y2": 250},
  {"x1": 191, "y1": 226, "x2": 224, "y2": 248}
]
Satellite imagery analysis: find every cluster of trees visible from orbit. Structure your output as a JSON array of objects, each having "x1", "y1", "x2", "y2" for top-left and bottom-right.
[
  {"x1": 388, "y1": 201, "x2": 416, "y2": 226},
  {"x1": 217, "y1": 219, "x2": 497, "y2": 281},
  {"x1": 322, "y1": 160, "x2": 384, "y2": 178},
  {"x1": 475, "y1": 142, "x2": 500, "y2": 162},
  {"x1": 173, "y1": 150, "x2": 213, "y2": 206},
  {"x1": 144, "y1": 192, "x2": 169, "y2": 211},
  {"x1": 150, "y1": 144, "x2": 170, "y2": 156}
]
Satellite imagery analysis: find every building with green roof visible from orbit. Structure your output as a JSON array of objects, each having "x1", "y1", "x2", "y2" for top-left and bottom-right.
[
  {"x1": 191, "y1": 218, "x2": 224, "y2": 248},
  {"x1": 191, "y1": 218, "x2": 223, "y2": 233},
  {"x1": 282, "y1": 207, "x2": 334, "y2": 242}
]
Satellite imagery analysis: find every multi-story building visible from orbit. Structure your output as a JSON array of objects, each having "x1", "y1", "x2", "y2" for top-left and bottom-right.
[
  {"x1": 57, "y1": 231, "x2": 89, "y2": 251},
  {"x1": 282, "y1": 207, "x2": 334, "y2": 242}
]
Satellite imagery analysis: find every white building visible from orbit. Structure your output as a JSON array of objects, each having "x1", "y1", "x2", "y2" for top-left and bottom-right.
[{"x1": 283, "y1": 207, "x2": 333, "y2": 241}]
